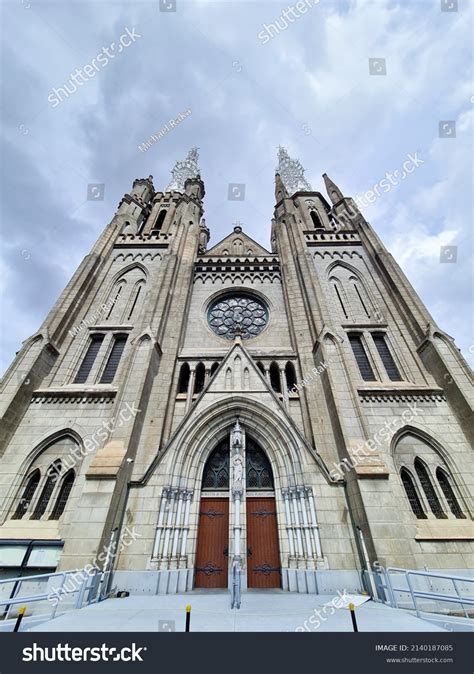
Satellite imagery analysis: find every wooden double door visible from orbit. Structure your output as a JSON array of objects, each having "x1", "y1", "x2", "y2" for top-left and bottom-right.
[{"x1": 194, "y1": 496, "x2": 280, "y2": 589}]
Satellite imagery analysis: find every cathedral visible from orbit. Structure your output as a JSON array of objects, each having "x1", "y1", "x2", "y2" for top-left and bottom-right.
[{"x1": 0, "y1": 147, "x2": 472, "y2": 598}]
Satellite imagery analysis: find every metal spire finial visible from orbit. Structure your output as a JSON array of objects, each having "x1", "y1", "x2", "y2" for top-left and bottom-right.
[
  {"x1": 166, "y1": 146, "x2": 201, "y2": 191},
  {"x1": 276, "y1": 146, "x2": 312, "y2": 194}
]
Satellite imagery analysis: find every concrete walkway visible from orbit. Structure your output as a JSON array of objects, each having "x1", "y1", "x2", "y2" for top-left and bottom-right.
[{"x1": 29, "y1": 591, "x2": 446, "y2": 632}]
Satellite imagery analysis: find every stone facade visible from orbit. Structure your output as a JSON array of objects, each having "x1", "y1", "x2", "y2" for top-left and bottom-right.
[{"x1": 0, "y1": 149, "x2": 472, "y2": 595}]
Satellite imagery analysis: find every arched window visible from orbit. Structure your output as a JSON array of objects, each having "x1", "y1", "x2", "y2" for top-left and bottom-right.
[
  {"x1": 436, "y1": 468, "x2": 465, "y2": 519},
  {"x1": 177, "y1": 363, "x2": 190, "y2": 394},
  {"x1": 106, "y1": 283, "x2": 125, "y2": 319},
  {"x1": 310, "y1": 210, "x2": 323, "y2": 228},
  {"x1": 349, "y1": 334, "x2": 376, "y2": 381},
  {"x1": 12, "y1": 469, "x2": 41, "y2": 520},
  {"x1": 269, "y1": 362, "x2": 281, "y2": 393},
  {"x1": 210, "y1": 362, "x2": 219, "y2": 377},
  {"x1": 74, "y1": 333, "x2": 105, "y2": 384},
  {"x1": 202, "y1": 440, "x2": 230, "y2": 490},
  {"x1": 400, "y1": 468, "x2": 426, "y2": 519},
  {"x1": 372, "y1": 333, "x2": 402, "y2": 381},
  {"x1": 285, "y1": 362, "x2": 297, "y2": 391},
  {"x1": 334, "y1": 283, "x2": 348, "y2": 319},
  {"x1": 126, "y1": 281, "x2": 145, "y2": 320},
  {"x1": 414, "y1": 458, "x2": 446, "y2": 519},
  {"x1": 50, "y1": 470, "x2": 75, "y2": 520},
  {"x1": 153, "y1": 209, "x2": 167, "y2": 232},
  {"x1": 100, "y1": 334, "x2": 128, "y2": 383},
  {"x1": 256, "y1": 361, "x2": 265, "y2": 376},
  {"x1": 31, "y1": 460, "x2": 62, "y2": 520},
  {"x1": 246, "y1": 439, "x2": 274, "y2": 489},
  {"x1": 194, "y1": 362, "x2": 206, "y2": 395},
  {"x1": 353, "y1": 282, "x2": 370, "y2": 318}
]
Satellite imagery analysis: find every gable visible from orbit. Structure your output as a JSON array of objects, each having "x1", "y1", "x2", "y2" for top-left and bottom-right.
[{"x1": 205, "y1": 226, "x2": 271, "y2": 257}]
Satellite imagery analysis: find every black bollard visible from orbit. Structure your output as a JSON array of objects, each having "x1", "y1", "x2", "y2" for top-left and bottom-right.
[
  {"x1": 13, "y1": 606, "x2": 26, "y2": 633},
  {"x1": 185, "y1": 604, "x2": 191, "y2": 632},
  {"x1": 348, "y1": 602, "x2": 359, "y2": 632}
]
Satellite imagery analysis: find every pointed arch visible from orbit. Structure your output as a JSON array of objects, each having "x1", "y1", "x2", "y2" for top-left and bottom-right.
[
  {"x1": 310, "y1": 210, "x2": 323, "y2": 229},
  {"x1": 327, "y1": 261, "x2": 376, "y2": 322},
  {"x1": 12, "y1": 469, "x2": 41, "y2": 520},
  {"x1": 414, "y1": 458, "x2": 446, "y2": 519},
  {"x1": 50, "y1": 470, "x2": 76, "y2": 520},
  {"x1": 436, "y1": 468, "x2": 465, "y2": 519},
  {"x1": 269, "y1": 361, "x2": 281, "y2": 393},
  {"x1": 31, "y1": 460, "x2": 62, "y2": 520},
  {"x1": 285, "y1": 361, "x2": 297, "y2": 390},
  {"x1": 177, "y1": 363, "x2": 190, "y2": 394},
  {"x1": 400, "y1": 468, "x2": 427, "y2": 519},
  {"x1": 153, "y1": 209, "x2": 167, "y2": 232},
  {"x1": 194, "y1": 362, "x2": 206, "y2": 395},
  {"x1": 246, "y1": 437, "x2": 274, "y2": 489},
  {"x1": 201, "y1": 439, "x2": 230, "y2": 490},
  {"x1": 392, "y1": 427, "x2": 469, "y2": 519}
]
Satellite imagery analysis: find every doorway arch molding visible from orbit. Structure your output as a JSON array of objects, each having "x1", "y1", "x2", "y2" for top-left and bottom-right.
[{"x1": 163, "y1": 396, "x2": 309, "y2": 491}]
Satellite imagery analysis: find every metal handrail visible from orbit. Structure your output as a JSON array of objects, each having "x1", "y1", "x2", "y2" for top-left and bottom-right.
[
  {"x1": 0, "y1": 569, "x2": 99, "y2": 625},
  {"x1": 372, "y1": 567, "x2": 473, "y2": 623},
  {"x1": 231, "y1": 559, "x2": 241, "y2": 609}
]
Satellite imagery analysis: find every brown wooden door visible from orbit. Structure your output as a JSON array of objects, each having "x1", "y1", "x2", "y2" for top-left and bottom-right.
[
  {"x1": 247, "y1": 497, "x2": 281, "y2": 588},
  {"x1": 194, "y1": 497, "x2": 229, "y2": 588}
]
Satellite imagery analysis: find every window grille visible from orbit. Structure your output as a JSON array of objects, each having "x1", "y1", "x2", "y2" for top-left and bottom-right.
[
  {"x1": 100, "y1": 335, "x2": 127, "y2": 383},
  {"x1": 74, "y1": 334, "x2": 104, "y2": 383},
  {"x1": 349, "y1": 334, "x2": 376, "y2": 381},
  {"x1": 50, "y1": 470, "x2": 75, "y2": 520},
  {"x1": 372, "y1": 333, "x2": 402, "y2": 381},
  {"x1": 436, "y1": 468, "x2": 465, "y2": 519},
  {"x1": 400, "y1": 468, "x2": 427, "y2": 519},
  {"x1": 12, "y1": 470, "x2": 41, "y2": 520},
  {"x1": 414, "y1": 459, "x2": 446, "y2": 519}
]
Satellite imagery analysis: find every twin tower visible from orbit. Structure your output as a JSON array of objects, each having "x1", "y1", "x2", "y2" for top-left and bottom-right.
[{"x1": 0, "y1": 147, "x2": 471, "y2": 595}]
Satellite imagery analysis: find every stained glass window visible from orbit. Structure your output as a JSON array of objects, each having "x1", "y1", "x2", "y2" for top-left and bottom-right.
[{"x1": 208, "y1": 295, "x2": 268, "y2": 340}]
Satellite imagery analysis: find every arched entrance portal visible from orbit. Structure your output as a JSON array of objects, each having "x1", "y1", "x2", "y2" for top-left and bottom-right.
[{"x1": 194, "y1": 431, "x2": 281, "y2": 589}]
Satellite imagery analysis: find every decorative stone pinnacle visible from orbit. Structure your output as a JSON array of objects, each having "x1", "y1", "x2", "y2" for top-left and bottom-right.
[
  {"x1": 276, "y1": 146, "x2": 312, "y2": 195},
  {"x1": 166, "y1": 147, "x2": 201, "y2": 191}
]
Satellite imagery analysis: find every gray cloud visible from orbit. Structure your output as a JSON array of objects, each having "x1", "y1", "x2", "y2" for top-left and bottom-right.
[{"x1": 1, "y1": 0, "x2": 472, "y2": 373}]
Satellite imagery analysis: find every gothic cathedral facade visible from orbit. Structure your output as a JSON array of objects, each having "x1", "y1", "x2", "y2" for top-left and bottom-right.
[{"x1": 0, "y1": 148, "x2": 472, "y2": 594}]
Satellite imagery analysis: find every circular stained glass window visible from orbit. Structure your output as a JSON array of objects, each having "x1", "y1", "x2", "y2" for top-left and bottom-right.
[{"x1": 207, "y1": 294, "x2": 268, "y2": 340}]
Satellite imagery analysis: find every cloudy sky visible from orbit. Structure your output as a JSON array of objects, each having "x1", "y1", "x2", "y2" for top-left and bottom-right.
[{"x1": 0, "y1": 0, "x2": 472, "y2": 374}]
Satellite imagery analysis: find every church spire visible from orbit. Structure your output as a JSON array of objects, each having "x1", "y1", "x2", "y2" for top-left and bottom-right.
[
  {"x1": 274, "y1": 172, "x2": 288, "y2": 202},
  {"x1": 166, "y1": 146, "x2": 201, "y2": 191},
  {"x1": 323, "y1": 173, "x2": 344, "y2": 205},
  {"x1": 276, "y1": 146, "x2": 312, "y2": 195}
]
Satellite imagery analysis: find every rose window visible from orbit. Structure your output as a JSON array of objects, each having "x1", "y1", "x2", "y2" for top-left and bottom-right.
[{"x1": 207, "y1": 295, "x2": 268, "y2": 340}]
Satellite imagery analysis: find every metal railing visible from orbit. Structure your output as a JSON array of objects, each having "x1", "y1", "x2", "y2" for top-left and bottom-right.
[
  {"x1": 231, "y1": 559, "x2": 241, "y2": 609},
  {"x1": 0, "y1": 569, "x2": 100, "y2": 629},
  {"x1": 367, "y1": 567, "x2": 474, "y2": 630}
]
